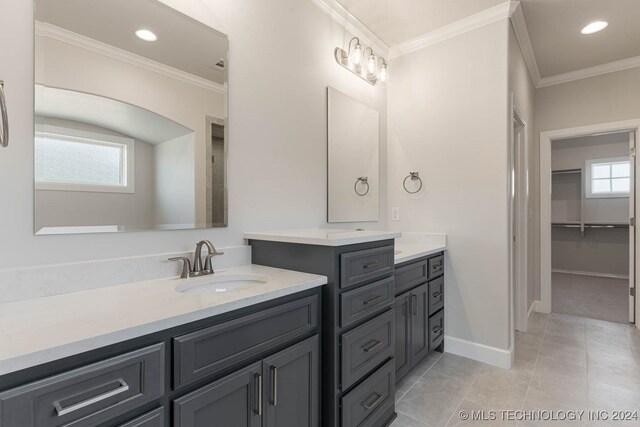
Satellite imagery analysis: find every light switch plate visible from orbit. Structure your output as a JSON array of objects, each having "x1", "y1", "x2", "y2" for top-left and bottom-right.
[{"x1": 392, "y1": 207, "x2": 400, "y2": 221}]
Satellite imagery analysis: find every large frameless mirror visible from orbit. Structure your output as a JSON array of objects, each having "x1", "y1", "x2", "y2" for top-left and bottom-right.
[
  {"x1": 327, "y1": 87, "x2": 380, "y2": 223},
  {"x1": 34, "y1": 0, "x2": 228, "y2": 235}
]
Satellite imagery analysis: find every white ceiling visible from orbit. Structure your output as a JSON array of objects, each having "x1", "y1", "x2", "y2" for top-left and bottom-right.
[
  {"x1": 36, "y1": 0, "x2": 227, "y2": 84},
  {"x1": 336, "y1": 0, "x2": 505, "y2": 45},
  {"x1": 521, "y1": 0, "x2": 640, "y2": 77}
]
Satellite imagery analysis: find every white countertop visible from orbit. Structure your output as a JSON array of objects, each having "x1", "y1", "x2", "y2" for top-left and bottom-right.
[
  {"x1": 394, "y1": 232, "x2": 447, "y2": 264},
  {"x1": 395, "y1": 243, "x2": 446, "y2": 264},
  {"x1": 244, "y1": 229, "x2": 401, "y2": 246},
  {"x1": 0, "y1": 265, "x2": 326, "y2": 376}
]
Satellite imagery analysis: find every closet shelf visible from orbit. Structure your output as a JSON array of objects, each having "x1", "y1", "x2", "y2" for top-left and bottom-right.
[{"x1": 552, "y1": 169, "x2": 582, "y2": 175}]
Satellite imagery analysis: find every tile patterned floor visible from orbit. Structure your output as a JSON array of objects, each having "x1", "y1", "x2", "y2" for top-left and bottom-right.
[
  {"x1": 391, "y1": 312, "x2": 640, "y2": 427},
  {"x1": 552, "y1": 273, "x2": 629, "y2": 324}
]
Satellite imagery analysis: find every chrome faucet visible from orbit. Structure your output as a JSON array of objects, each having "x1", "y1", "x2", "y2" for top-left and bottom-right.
[{"x1": 169, "y1": 240, "x2": 224, "y2": 278}]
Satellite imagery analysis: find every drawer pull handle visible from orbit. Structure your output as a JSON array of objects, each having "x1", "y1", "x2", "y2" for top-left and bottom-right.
[
  {"x1": 53, "y1": 378, "x2": 129, "y2": 417},
  {"x1": 363, "y1": 295, "x2": 383, "y2": 306},
  {"x1": 254, "y1": 373, "x2": 263, "y2": 416},
  {"x1": 363, "y1": 339, "x2": 383, "y2": 353},
  {"x1": 432, "y1": 291, "x2": 443, "y2": 298},
  {"x1": 432, "y1": 264, "x2": 444, "y2": 272},
  {"x1": 432, "y1": 326, "x2": 444, "y2": 336},
  {"x1": 363, "y1": 393, "x2": 384, "y2": 410},
  {"x1": 270, "y1": 366, "x2": 278, "y2": 406},
  {"x1": 363, "y1": 261, "x2": 382, "y2": 270}
]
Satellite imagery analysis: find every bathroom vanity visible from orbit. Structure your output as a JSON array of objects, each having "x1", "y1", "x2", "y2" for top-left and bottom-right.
[
  {"x1": 246, "y1": 229, "x2": 401, "y2": 427},
  {"x1": 0, "y1": 266, "x2": 326, "y2": 427}
]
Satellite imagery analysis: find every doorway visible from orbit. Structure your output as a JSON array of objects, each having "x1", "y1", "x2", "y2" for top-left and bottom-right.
[
  {"x1": 540, "y1": 120, "x2": 640, "y2": 326},
  {"x1": 511, "y1": 105, "x2": 529, "y2": 333}
]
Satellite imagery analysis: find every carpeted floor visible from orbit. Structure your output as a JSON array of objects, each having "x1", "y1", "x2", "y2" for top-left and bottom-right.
[{"x1": 552, "y1": 272, "x2": 629, "y2": 324}]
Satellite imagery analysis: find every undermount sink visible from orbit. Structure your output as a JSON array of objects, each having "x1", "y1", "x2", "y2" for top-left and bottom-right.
[{"x1": 176, "y1": 273, "x2": 269, "y2": 295}]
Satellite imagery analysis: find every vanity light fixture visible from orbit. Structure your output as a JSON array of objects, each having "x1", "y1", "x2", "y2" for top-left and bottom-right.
[
  {"x1": 581, "y1": 21, "x2": 608, "y2": 35},
  {"x1": 335, "y1": 37, "x2": 388, "y2": 86},
  {"x1": 135, "y1": 29, "x2": 158, "y2": 42}
]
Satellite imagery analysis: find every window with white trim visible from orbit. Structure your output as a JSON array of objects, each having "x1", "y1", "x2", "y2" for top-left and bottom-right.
[
  {"x1": 585, "y1": 157, "x2": 631, "y2": 199},
  {"x1": 35, "y1": 126, "x2": 135, "y2": 193}
]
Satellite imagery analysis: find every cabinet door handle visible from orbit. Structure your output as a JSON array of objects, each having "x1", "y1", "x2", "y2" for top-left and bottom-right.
[
  {"x1": 254, "y1": 373, "x2": 263, "y2": 415},
  {"x1": 363, "y1": 295, "x2": 383, "y2": 306},
  {"x1": 363, "y1": 393, "x2": 383, "y2": 410},
  {"x1": 363, "y1": 261, "x2": 382, "y2": 270},
  {"x1": 270, "y1": 366, "x2": 278, "y2": 406},
  {"x1": 0, "y1": 81, "x2": 8, "y2": 148},
  {"x1": 412, "y1": 294, "x2": 417, "y2": 316},
  {"x1": 53, "y1": 378, "x2": 129, "y2": 417},
  {"x1": 363, "y1": 339, "x2": 383, "y2": 353},
  {"x1": 405, "y1": 296, "x2": 411, "y2": 317}
]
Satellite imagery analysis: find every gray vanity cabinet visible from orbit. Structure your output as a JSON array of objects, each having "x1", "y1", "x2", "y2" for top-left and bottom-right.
[
  {"x1": 174, "y1": 336, "x2": 319, "y2": 427},
  {"x1": 394, "y1": 253, "x2": 445, "y2": 383},
  {"x1": 410, "y1": 283, "x2": 429, "y2": 362},
  {"x1": 263, "y1": 336, "x2": 319, "y2": 427},
  {"x1": 0, "y1": 288, "x2": 321, "y2": 427},
  {"x1": 393, "y1": 294, "x2": 411, "y2": 381},
  {"x1": 173, "y1": 362, "x2": 262, "y2": 427},
  {"x1": 249, "y1": 239, "x2": 397, "y2": 427}
]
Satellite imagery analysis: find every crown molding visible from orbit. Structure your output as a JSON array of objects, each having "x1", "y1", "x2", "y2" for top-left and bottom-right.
[
  {"x1": 388, "y1": 1, "x2": 513, "y2": 59},
  {"x1": 537, "y1": 54, "x2": 640, "y2": 88},
  {"x1": 35, "y1": 22, "x2": 227, "y2": 95},
  {"x1": 509, "y1": 2, "x2": 541, "y2": 85},
  {"x1": 309, "y1": 0, "x2": 389, "y2": 56}
]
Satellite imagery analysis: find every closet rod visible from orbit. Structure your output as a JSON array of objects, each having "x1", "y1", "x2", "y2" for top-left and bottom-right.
[{"x1": 551, "y1": 169, "x2": 581, "y2": 175}]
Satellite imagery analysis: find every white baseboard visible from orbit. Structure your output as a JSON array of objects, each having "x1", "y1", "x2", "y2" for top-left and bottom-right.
[
  {"x1": 552, "y1": 269, "x2": 629, "y2": 280},
  {"x1": 444, "y1": 335, "x2": 512, "y2": 369},
  {"x1": 528, "y1": 301, "x2": 537, "y2": 317}
]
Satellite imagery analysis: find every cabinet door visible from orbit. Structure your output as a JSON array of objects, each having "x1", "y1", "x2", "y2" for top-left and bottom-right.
[
  {"x1": 262, "y1": 336, "x2": 319, "y2": 427},
  {"x1": 173, "y1": 362, "x2": 262, "y2": 427},
  {"x1": 410, "y1": 283, "x2": 430, "y2": 364},
  {"x1": 394, "y1": 292, "x2": 411, "y2": 382}
]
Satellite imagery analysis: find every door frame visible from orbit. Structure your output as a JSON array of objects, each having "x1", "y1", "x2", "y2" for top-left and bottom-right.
[
  {"x1": 510, "y1": 103, "x2": 529, "y2": 334},
  {"x1": 539, "y1": 119, "x2": 640, "y2": 325}
]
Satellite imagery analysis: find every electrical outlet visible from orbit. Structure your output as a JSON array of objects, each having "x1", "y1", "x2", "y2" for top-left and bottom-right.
[{"x1": 392, "y1": 207, "x2": 400, "y2": 221}]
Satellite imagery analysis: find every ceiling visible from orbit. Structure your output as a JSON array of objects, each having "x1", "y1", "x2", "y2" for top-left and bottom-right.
[
  {"x1": 36, "y1": 85, "x2": 193, "y2": 145},
  {"x1": 36, "y1": 0, "x2": 227, "y2": 84},
  {"x1": 336, "y1": 0, "x2": 505, "y2": 46},
  {"x1": 521, "y1": 0, "x2": 640, "y2": 77}
]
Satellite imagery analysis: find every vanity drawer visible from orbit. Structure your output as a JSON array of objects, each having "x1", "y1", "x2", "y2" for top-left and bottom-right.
[
  {"x1": 173, "y1": 294, "x2": 318, "y2": 388},
  {"x1": 429, "y1": 309, "x2": 445, "y2": 350},
  {"x1": 340, "y1": 277, "x2": 394, "y2": 328},
  {"x1": 0, "y1": 344, "x2": 165, "y2": 427},
  {"x1": 119, "y1": 407, "x2": 165, "y2": 427},
  {"x1": 341, "y1": 246, "x2": 394, "y2": 289},
  {"x1": 428, "y1": 254, "x2": 445, "y2": 279},
  {"x1": 428, "y1": 276, "x2": 445, "y2": 315},
  {"x1": 341, "y1": 359, "x2": 395, "y2": 427},
  {"x1": 394, "y1": 260, "x2": 428, "y2": 295},
  {"x1": 341, "y1": 309, "x2": 394, "y2": 390}
]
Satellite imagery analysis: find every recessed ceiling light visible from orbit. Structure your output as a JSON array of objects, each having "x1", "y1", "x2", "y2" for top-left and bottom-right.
[
  {"x1": 581, "y1": 21, "x2": 608, "y2": 35},
  {"x1": 135, "y1": 29, "x2": 157, "y2": 42}
]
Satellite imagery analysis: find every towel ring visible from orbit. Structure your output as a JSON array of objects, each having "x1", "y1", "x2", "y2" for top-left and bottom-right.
[
  {"x1": 0, "y1": 81, "x2": 8, "y2": 148},
  {"x1": 354, "y1": 176, "x2": 370, "y2": 196},
  {"x1": 403, "y1": 172, "x2": 422, "y2": 194}
]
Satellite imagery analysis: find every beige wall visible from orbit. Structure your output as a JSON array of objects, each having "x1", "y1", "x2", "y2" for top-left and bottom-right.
[
  {"x1": 387, "y1": 20, "x2": 512, "y2": 352},
  {"x1": 0, "y1": 0, "x2": 387, "y2": 270},
  {"x1": 508, "y1": 25, "x2": 537, "y2": 311}
]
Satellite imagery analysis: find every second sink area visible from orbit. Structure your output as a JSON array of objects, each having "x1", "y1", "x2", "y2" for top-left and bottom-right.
[{"x1": 175, "y1": 272, "x2": 269, "y2": 295}]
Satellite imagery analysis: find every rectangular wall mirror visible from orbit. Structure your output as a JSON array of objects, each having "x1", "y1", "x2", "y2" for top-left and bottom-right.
[
  {"x1": 34, "y1": 0, "x2": 228, "y2": 235},
  {"x1": 327, "y1": 87, "x2": 380, "y2": 222}
]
